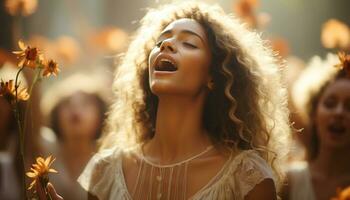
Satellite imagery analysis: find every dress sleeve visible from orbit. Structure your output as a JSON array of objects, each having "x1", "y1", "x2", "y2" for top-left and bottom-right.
[
  {"x1": 234, "y1": 151, "x2": 276, "y2": 198},
  {"x1": 77, "y1": 148, "x2": 121, "y2": 200}
]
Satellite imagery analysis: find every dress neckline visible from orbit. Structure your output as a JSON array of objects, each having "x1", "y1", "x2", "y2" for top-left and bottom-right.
[
  {"x1": 118, "y1": 147, "x2": 256, "y2": 200},
  {"x1": 138, "y1": 145, "x2": 214, "y2": 168}
]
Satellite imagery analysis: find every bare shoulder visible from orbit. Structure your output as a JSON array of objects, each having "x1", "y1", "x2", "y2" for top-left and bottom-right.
[
  {"x1": 121, "y1": 148, "x2": 142, "y2": 193},
  {"x1": 244, "y1": 178, "x2": 277, "y2": 200},
  {"x1": 121, "y1": 147, "x2": 140, "y2": 173}
]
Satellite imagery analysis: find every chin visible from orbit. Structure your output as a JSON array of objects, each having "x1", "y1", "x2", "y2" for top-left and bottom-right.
[
  {"x1": 150, "y1": 81, "x2": 179, "y2": 95},
  {"x1": 322, "y1": 136, "x2": 350, "y2": 149},
  {"x1": 149, "y1": 79, "x2": 203, "y2": 97}
]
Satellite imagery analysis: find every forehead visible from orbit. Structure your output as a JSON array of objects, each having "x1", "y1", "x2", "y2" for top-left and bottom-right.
[
  {"x1": 161, "y1": 18, "x2": 207, "y2": 38},
  {"x1": 323, "y1": 79, "x2": 350, "y2": 97}
]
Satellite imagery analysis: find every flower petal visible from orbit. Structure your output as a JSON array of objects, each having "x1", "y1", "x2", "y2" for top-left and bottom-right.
[
  {"x1": 26, "y1": 171, "x2": 38, "y2": 178},
  {"x1": 18, "y1": 59, "x2": 25, "y2": 68},
  {"x1": 27, "y1": 61, "x2": 37, "y2": 69},
  {"x1": 12, "y1": 50, "x2": 24, "y2": 55},
  {"x1": 32, "y1": 163, "x2": 40, "y2": 169},
  {"x1": 27, "y1": 180, "x2": 36, "y2": 190},
  {"x1": 49, "y1": 168, "x2": 58, "y2": 173},
  {"x1": 37, "y1": 157, "x2": 45, "y2": 163},
  {"x1": 48, "y1": 157, "x2": 56, "y2": 167},
  {"x1": 18, "y1": 40, "x2": 26, "y2": 50},
  {"x1": 44, "y1": 155, "x2": 53, "y2": 166},
  {"x1": 43, "y1": 70, "x2": 50, "y2": 77}
]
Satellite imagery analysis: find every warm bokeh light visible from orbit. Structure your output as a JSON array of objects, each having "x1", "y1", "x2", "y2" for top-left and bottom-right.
[
  {"x1": 55, "y1": 36, "x2": 80, "y2": 65},
  {"x1": 28, "y1": 36, "x2": 80, "y2": 65},
  {"x1": 321, "y1": 19, "x2": 350, "y2": 50},
  {"x1": 89, "y1": 27, "x2": 128, "y2": 53},
  {"x1": 5, "y1": 0, "x2": 38, "y2": 16},
  {"x1": 270, "y1": 37, "x2": 290, "y2": 58}
]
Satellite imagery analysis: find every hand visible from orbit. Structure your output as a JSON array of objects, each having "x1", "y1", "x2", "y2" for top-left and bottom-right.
[{"x1": 36, "y1": 181, "x2": 64, "y2": 200}]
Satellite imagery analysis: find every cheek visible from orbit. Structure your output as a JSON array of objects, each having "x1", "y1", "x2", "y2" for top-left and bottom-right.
[
  {"x1": 315, "y1": 104, "x2": 329, "y2": 129},
  {"x1": 84, "y1": 108, "x2": 100, "y2": 128},
  {"x1": 316, "y1": 105, "x2": 326, "y2": 121},
  {"x1": 57, "y1": 109, "x2": 71, "y2": 132},
  {"x1": 81, "y1": 106, "x2": 101, "y2": 135},
  {"x1": 314, "y1": 105, "x2": 331, "y2": 146},
  {"x1": 179, "y1": 51, "x2": 211, "y2": 85},
  {"x1": 148, "y1": 48, "x2": 158, "y2": 70}
]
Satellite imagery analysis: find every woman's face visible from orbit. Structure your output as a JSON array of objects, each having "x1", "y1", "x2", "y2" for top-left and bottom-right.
[
  {"x1": 148, "y1": 18, "x2": 212, "y2": 97},
  {"x1": 315, "y1": 79, "x2": 350, "y2": 149},
  {"x1": 57, "y1": 92, "x2": 101, "y2": 141}
]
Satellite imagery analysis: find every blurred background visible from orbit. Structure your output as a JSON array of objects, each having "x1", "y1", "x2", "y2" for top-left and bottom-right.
[{"x1": 0, "y1": 0, "x2": 349, "y2": 200}]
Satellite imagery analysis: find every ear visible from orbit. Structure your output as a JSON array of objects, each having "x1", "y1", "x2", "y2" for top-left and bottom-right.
[
  {"x1": 206, "y1": 76, "x2": 214, "y2": 90},
  {"x1": 207, "y1": 75, "x2": 213, "y2": 84}
]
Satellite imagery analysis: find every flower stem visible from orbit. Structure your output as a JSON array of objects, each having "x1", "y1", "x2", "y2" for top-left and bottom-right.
[
  {"x1": 14, "y1": 66, "x2": 28, "y2": 199},
  {"x1": 14, "y1": 66, "x2": 24, "y2": 145}
]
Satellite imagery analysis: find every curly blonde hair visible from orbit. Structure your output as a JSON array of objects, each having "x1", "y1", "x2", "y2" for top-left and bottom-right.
[{"x1": 100, "y1": 1, "x2": 290, "y2": 189}]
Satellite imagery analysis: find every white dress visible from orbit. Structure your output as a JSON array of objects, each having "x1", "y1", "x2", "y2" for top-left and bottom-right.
[
  {"x1": 78, "y1": 147, "x2": 276, "y2": 200},
  {"x1": 288, "y1": 161, "x2": 315, "y2": 200}
]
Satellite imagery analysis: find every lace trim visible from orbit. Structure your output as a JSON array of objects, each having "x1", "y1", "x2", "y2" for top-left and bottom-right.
[{"x1": 138, "y1": 145, "x2": 214, "y2": 168}]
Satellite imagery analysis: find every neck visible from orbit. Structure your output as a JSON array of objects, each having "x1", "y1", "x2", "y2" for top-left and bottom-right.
[
  {"x1": 146, "y1": 93, "x2": 212, "y2": 164},
  {"x1": 61, "y1": 137, "x2": 95, "y2": 158},
  {"x1": 311, "y1": 144, "x2": 350, "y2": 178},
  {"x1": 60, "y1": 138, "x2": 96, "y2": 179}
]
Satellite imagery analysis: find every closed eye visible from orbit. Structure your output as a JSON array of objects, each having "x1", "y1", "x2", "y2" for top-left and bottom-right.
[
  {"x1": 156, "y1": 41, "x2": 197, "y2": 48},
  {"x1": 323, "y1": 98, "x2": 337, "y2": 109},
  {"x1": 183, "y1": 42, "x2": 197, "y2": 49},
  {"x1": 156, "y1": 41, "x2": 163, "y2": 47}
]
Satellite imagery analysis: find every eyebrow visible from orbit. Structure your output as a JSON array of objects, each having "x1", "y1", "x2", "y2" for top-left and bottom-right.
[{"x1": 158, "y1": 29, "x2": 205, "y2": 44}]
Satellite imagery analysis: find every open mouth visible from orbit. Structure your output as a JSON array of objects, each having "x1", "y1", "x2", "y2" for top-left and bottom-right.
[
  {"x1": 328, "y1": 123, "x2": 346, "y2": 136},
  {"x1": 155, "y1": 59, "x2": 178, "y2": 72}
]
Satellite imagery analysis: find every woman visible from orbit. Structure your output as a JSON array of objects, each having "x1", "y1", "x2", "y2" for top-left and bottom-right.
[
  {"x1": 282, "y1": 53, "x2": 350, "y2": 200},
  {"x1": 41, "y1": 2, "x2": 290, "y2": 199},
  {"x1": 39, "y1": 74, "x2": 108, "y2": 200}
]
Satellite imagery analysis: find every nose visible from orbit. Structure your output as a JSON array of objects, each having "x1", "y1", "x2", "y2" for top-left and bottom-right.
[
  {"x1": 334, "y1": 103, "x2": 345, "y2": 118},
  {"x1": 160, "y1": 39, "x2": 177, "y2": 53}
]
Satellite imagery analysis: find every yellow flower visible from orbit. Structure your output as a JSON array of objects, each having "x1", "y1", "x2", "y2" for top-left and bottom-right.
[
  {"x1": 26, "y1": 155, "x2": 58, "y2": 190},
  {"x1": 42, "y1": 59, "x2": 60, "y2": 77},
  {"x1": 335, "y1": 52, "x2": 350, "y2": 77},
  {"x1": 0, "y1": 80, "x2": 30, "y2": 104},
  {"x1": 13, "y1": 40, "x2": 43, "y2": 69},
  {"x1": 331, "y1": 186, "x2": 350, "y2": 200}
]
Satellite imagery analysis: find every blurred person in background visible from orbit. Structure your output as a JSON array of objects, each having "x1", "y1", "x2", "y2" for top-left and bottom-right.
[
  {"x1": 282, "y1": 53, "x2": 350, "y2": 200},
  {"x1": 40, "y1": 73, "x2": 109, "y2": 200}
]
